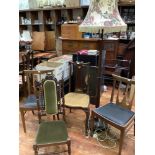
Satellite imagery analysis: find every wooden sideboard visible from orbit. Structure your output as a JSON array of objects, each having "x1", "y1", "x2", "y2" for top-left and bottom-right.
[
  {"x1": 98, "y1": 39, "x2": 119, "y2": 60},
  {"x1": 61, "y1": 37, "x2": 119, "y2": 61},
  {"x1": 61, "y1": 38, "x2": 98, "y2": 54}
]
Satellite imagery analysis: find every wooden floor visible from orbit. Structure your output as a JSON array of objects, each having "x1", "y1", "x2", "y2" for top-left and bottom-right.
[{"x1": 19, "y1": 86, "x2": 135, "y2": 155}]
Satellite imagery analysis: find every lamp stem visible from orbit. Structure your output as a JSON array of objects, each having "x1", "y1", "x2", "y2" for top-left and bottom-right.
[{"x1": 101, "y1": 29, "x2": 104, "y2": 40}]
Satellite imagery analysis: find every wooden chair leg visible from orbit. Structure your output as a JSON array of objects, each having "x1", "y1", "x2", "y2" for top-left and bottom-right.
[
  {"x1": 119, "y1": 130, "x2": 125, "y2": 155},
  {"x1": 67, "y1": 140, "x2": 71, "y2": 155},
  {"x1": 38, "y1": 112, "x2": 41, "y2": 124},
  {"x1": 33, "y1": 145, "x2": 38, "y2": 155},
  {"x1": 84, "y1": 108, "x2": 90, "y2": 136},
  {"x1": 53, "y1": 115, "x2": 56, "y2": 120},
  {"x1": 63, "y1": 108, "x2": 66, "y2": 122},
  {"x1": 20, "y1": 109, "x2": 26, "y2": 133},
  {"x1": 32, "y1": 110, "x2": 35, "y2": 115},
  {"x1": 57, "y1": 114, "x2": 60, "y2": 120},
  {"x1": 90, "y1": 112, "x2": 95, "y2": 137},
  {"x1": 134, "y1": 119, "x2": 135, "y2": 136},
  {"x1": 63, "y1": 106, "x2": 65, "y2": 115}
]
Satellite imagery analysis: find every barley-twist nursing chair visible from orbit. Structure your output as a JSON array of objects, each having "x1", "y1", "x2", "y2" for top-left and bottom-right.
[{"x1": 33, "y1": 79, "x2": 71, "y2": 155}]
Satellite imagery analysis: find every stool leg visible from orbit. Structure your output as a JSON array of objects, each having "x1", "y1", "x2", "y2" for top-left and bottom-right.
[
  {"x1": 20, "y1": 109, "x2": 26, "y2": 133},
  {"x1": 119, "y1": 130, "x2": 125, "y2": 155}
]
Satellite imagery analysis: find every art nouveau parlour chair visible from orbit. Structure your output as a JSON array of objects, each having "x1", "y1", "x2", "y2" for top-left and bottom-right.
[
  {"x1": 19, "y1": 70, "x2": 53, "y2": 133},
  {"x1": 64, "y1": 61, "x2": 90, "y2": 135},
  {"x1": 91, "y1": 74, "x2": 135, "y2": 155},
  {"x1": 33, "y1": 80, "x2": 71, "y2": 155}
]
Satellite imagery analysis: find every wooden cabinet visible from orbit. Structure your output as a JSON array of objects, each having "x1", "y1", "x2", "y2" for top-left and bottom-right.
[
  {"x1": 78, "y1": 41, "x2": 97, "y2": 49},
  {"x1": 61, "y1": 38, "x2": 119, "y2": 62},
  {"x1": 61, "y1": 38, "x2": 98, "y2": 54},
  {"x1": 61, "y1": 24, "x2": 82, "y2": 39},
  {"x1": 62, "y1": 40, "x2": 79, "y2": 54},
  {"x1": 99, "y1": 40, "x2": 119, "y2": 60}
]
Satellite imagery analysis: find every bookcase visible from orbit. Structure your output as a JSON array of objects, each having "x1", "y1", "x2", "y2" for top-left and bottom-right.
[
  {"x1": 19, "y1": 2, "x2": 135, "y2": 38},
  {"x1": 118, "y1": 2, "x2": 135, "y2": 36},
  {"x1": 19, "y1": 7, "x2": 88, "y2": 37}
]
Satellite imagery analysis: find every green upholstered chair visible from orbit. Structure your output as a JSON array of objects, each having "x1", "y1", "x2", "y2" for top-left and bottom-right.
[
  {"x1": 19, "y1": 70, "x2": 53, "y2": 133},
  {"x1": 36, "y1": 74, "x2": 65, "y2": 123},
  {"x1": 90, "y1": 74, "x2": 135, "y2": 155},
  {"x1": 64, "y1": 61, "x2": 90, "y2": 136},
  {"x1": 33, "y1": 80, "x2": 71, "y2": 155}
]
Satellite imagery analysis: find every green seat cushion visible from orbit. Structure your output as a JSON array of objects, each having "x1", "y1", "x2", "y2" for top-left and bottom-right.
[{"x1": 36, "y1": 120, "x2": 68, "y2": 145}]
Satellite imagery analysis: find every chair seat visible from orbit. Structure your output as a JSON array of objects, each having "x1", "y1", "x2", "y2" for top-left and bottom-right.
[
  {"x1": 94, "y1": 103, "x2": 135, "y2": 126},
  {"x1": 35, "y1": 120, "x2": 68, "y2": 145},
  {"x1": 64, "y1": 92, "x2": 89, "y2": 108},
  {"x1": 20, "y1": 94, "x2": 44, "y2": 109}
]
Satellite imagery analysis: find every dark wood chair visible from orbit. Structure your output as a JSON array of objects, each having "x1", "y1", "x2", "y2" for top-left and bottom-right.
[
  {"x1": 33, "y1": 80, "x2": 71, "y2": 155},
  {"x1": 23, "y1": 51, "x2": 34, "y2": 70},
  {"x1": 104, "y1": 59, "x2": 131, "y2": 83},
  {"x1": 19, "y1": 70, "x2": 53, "y2": 133},
  {"x1": 19, "y1": 51, "x2": 35, "y2": 96},
  {"x1": 90, "y1": 74, "x2": 135, "y2": 155},
  {"x1": 19, "y1": 50, "x2": 34, "y2": 71},
  {"x1": 36, "y1": 73, "x2": 65, "y2": 123},
  {"x1": 123, "y1": 38, "x2": 135, "y2": 78},
  {"x1": 64, "y1": 61, "x2": 90, "y2": 136}
]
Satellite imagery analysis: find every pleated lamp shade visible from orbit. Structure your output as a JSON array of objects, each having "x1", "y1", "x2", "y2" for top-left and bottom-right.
[{"x1": 79, "y1": 0, "x2": 127, "y2": 34}]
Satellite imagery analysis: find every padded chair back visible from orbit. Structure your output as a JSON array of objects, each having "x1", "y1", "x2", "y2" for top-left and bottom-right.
[
  {"x1": 110, "y1": 74, "x2": 135, "y2": 110},
  {"x1": 36, "y1": 73, "x2": 65, "y2": 117},
  {"x1": 43, "y1": 80, "x2": 58, "y2": 114}
]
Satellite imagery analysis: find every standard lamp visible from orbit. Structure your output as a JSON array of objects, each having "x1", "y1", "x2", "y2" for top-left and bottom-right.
[
  {"x1": 79, "y1": 0, "x2": 128, "y2": 108},
  {"x1": 79, "y1": 0, "x2": 127, "y2": 39}
]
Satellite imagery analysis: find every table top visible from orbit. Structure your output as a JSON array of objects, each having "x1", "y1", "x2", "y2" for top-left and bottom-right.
[{"x1": 19, "y1": 51, "x2": 57, "y2": 63}]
